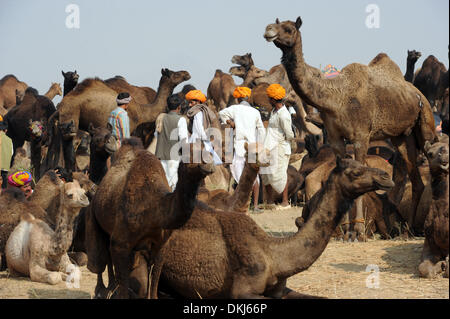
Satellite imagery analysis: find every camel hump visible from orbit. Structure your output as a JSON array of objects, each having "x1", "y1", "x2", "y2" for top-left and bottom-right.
[
  {"x1": 215, "y1": 69, "x2": 224, "y2": 76},
  {"x1": 368, "y1": 53, "x2": 403, "y2": 78},
  {"x1": 0, "y1": 74, "x2": 19, "y2": 84},
  {"x1": 21, "y1": 212, "x2": 35, "y2": 222},
  {"x1": 368, "y1": 53, "x2": 391, "y2": 67}
]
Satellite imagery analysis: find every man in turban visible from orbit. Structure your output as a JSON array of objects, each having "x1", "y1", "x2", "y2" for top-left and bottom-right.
[
  {"x1": 219, "y1": 86, "x2": 266, "y2": 213},
  {"x1": 185, "y1": 89, "x2": 222, "y2": 165},
  {"x1": 108, "y1": 92, "x2": 131, "y2": 148},
  {"x1": 7, "y1": 170, "x2": 33, "y2": 199},
  {"x1": 260, "y1": 84, "x2": 294, "y2": 209}
]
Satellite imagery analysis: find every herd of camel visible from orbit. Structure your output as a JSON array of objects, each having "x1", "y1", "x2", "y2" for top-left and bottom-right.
[{"x1": 0, "y1": 17, "x2": 448, "y2": 299}]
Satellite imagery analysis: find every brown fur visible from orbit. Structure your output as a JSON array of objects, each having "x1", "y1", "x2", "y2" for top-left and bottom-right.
[
  {"x1": 104, "y1": 75, "x2": 157, "y2": 105},
  {"x1": 207, "y1": 69, "x2": 237, "y2": 111},
  {"x1": 418, "y1": 141, "x2": 449, "y2": 278},
  {"x1": 142, "y1": 157, "x2": 394, "y2": 299},
  {"x1": 44, "y1": 83, "x2": 63, "y2": 101},
  {"x1": 0, "y1": 75, "x2": 28, "y2": 115},
  {"x1": 85, "y1": 140, "x2": 215, "y2": 298},
  {"x1": 404, "y1": 50, "x2": 422, "y2": 83}
]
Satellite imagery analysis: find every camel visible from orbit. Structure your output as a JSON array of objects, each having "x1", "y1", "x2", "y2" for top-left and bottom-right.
[
  {"x1": 414, "y1": 55, "x2": 449, "y2": 113},
  {"x1": 87, "y1": 123, "x2": 117, "y2": 184},
  {"x1": 143, "y1": 157, "x2": 394, "y2": 299},
  {"x1": 44, "y1": 83, "x2": 63, "y2": 101},
  {"x1": 104, "y1": 75, "x2": 157, "y2": 105},
  {"x1": 0, "y1": 75, "x2": 28, "y2": 115},
  {"x1": 231, "y1": 52, "x2": 254, "y2": 69},
  {"x1": 264, "y1": 17, "x2": 437, "y2": 239},
  {"x1": 15, "y1": 89, "x2": 25, "y2": 106},
  {"x1": 74, "y1": 129, "x2": 91, "y2": 173},
  {"x1": 229, "y1": 65, "x2": 269, "y2": 88},
  {"x1": 207, "y1": 69, "x2": 237, "y2": 111},
  {"x1": 57, "y1": 68, "x2": 190, "y2": 170},
  {"x1": 85, "y1": 138, "x2": 215, "y2": 298},
  {"x1": 404, "y1": 50, "x2": 422, "y2": 83},
  {"x1": 199, "y1": 143, "x2": 268, "y2": 212},
  {"x1": 62, "y1": 70, "x2": 79, "y2": 96},
  {"x1": 5, "y1": 180, "x2": 89, "y2": 284},
  {"x1": 418, "y1": 141, "x2": 449, "y2": 278},
  {"x1": 8, "y1": 147, "x2": 31, "y2": 177}
]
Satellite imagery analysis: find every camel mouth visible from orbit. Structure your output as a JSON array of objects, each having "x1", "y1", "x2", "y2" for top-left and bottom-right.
[
  {"x1": 440, "y1": 163, "x2": 449, "y2": 171},
  {"x1": 373, "y1": 178, "x2": 395, "y2": 191},
  {"x1": 264, "y1": 34, "x2": 278, "y2": 42},
  {"x1": 199, "y1": 163, "x2": 216, "y2": 175}
]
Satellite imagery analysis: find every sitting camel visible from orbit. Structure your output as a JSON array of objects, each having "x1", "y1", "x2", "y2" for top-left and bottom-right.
[
  {"x1": 5, "y1": 180, "x2": 89, "y2": 284},
  {"x1": 85, "y1": 138, "x2": 215, "y2": 299},
  {"x1": 418, "y1": 141, "x2": 449, "y2": 278},
  {"x1": 142, "y1": 157, "x2": 393, "y2": 299}
]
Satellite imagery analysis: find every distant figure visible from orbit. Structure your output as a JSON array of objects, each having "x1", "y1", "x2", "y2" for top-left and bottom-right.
[
  {"x1": 108, "y1": 92, "x2": 131, "y2": 148},
  {"x1": 261, "y1": 84, "x2": 294, "y2": 208},
  {"x1": 155, "y1": 94, "x2": 188, "y2": 191},
  {"x1": 0, "y1": 115, "x2": 13, "y2": 189}
]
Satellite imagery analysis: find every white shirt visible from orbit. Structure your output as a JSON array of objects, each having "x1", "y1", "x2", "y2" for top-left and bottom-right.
[
  {"x1": 154, "y1": 114, "x2": 188, "y2": 142},
  {"x1": 264, "y1": 105, "x2": 294, "y2": 156},
  {"x1": 188, "y1": 112, "x2": 222, "y2": 165},
  {"x1": 219, "y1": 102, "x2": 266, "y2": 157}
]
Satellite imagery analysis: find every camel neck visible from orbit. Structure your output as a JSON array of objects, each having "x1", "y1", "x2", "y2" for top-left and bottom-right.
[
  {"x1": 51, "y1": 207, "x2": 78, "y2": 257},
  {"x1": 45, "y1": 87, "x2": 58, "y2": 100},
  {"x1": 270, "y1": 173, "x2": 350, "y2": 278},
  {"x1": 404, "y1": 60, "x2": 417, "y2": 83},
  {"x1": 230, "y1": 163, "x2": 259, "y2": 212},
  {"x1": 431, "y1": 173, "x2": 449, "y2": 199},
  {"x1": 280, "y1": 33, "x2": 340, "y2": 112}
]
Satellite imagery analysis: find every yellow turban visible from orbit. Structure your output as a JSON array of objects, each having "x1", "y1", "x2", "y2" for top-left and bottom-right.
[
  {"x1": 8, "y1": 170, "x2": 33, "y2": 187},
  {"x1": 185, "y1": 90, "x2": 206, "y2": 103},
  {"x1": 266, "y1": 83, "x2": 286, "y2": 100},
  {"x1": 233, "y1": 86, "x2": 252, "y2": 99}
]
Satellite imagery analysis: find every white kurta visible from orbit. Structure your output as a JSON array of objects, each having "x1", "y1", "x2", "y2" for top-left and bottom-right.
[
  {"x1": 219, "y1": 102, "x2": 266, "y2": 183},
  {"x1": 189, "y1": 112, "x2": 222, "y2": 165},
  {"x1": 261, "y1": 105, "x2": 294, "y2": 194}
]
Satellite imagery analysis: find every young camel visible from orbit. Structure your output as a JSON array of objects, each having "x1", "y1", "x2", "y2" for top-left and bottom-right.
[
  {"x1": 5, "y1": 180, "x2": 89, "y2": 284},
  {"x1": 418, "y1": 141, "x2": 449, "y2": 278},
  {"x1": 143, "y1": 157, "x2": 394, "y2": 299}
]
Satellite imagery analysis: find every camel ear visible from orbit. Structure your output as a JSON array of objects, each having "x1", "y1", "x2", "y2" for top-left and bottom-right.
[
  {"x1": 62, "y1": 70, "x2": 66, "y2": 77},
  {"x1": 106, "y1": 122, "x2": 113, "y2": 133},
  {"x1": 295, "y1": 16, "x2": 302, "y2": 29},
  {"x1": 424, "y1": 140, "x2": 432, "y2": 153},
  {"x1": 275, "y1": 18, "x2": 280, "y2": 24}
]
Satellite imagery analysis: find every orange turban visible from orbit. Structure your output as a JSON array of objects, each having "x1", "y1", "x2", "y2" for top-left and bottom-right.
[
  {"x1": 266, "y1": 83, "x2": 286, "y2": 100},
  {"x1": 233, "y1": 86, "x2": 252, "y2": 99},
  {"x1": 185, "y1": 90, "x2": 206, "y2": 103}
]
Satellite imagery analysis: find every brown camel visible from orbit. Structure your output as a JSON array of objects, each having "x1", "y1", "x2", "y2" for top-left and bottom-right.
[
  {"x1": 207, "y1": 69, "x2": 237, "y2": 111},
  {"x1": 264, "y1": 17, "x2": 437, "y2": 239},
  {"x1": 0, "y1": 74, "x2": 28, "y2": 115},
  {"x1": 44, "y1": 83, "x2": 63, "y2": 101},
  {"x1": 418, "y1": 141, "x2": 449, "y2": 278},
  {"x1": 143, "y1": 157, "x2": 394, "y2": 299},
  {"x1": 414, "y1": 55, "x2": 449, "y2": 113},
  {"x1": 104, "y1": 75, "x2": 157, "y2": 105},
  {"x1": 87, "y1": 123, "x2": 117, "y2": 184},
  {"x1": 229, "y1": 65, "x2": 268, "y2": 88},
  {"x1": 404, "y1": 50, "x2": 422, "y2": 83},
  {"x1": 5, "y1": 180, "x2": 89, "y2": 284},
  {"x1": 200, "y1": 143, "x2": 268, "y2": 212},
  {"x1": 231, "y1": 52, "x2": 254, "y2": 68},
  {"x1": 62, "y1": 70, "x2": 79, "y2": 96},
  {"x1": 85, "y1": 138, "x2": 215, "y2": 299}
]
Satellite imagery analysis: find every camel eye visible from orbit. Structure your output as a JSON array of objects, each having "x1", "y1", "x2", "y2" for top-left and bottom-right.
[
  {"x1": 68, "y1": 194, "x2": 73, "y2": 199},
  {"x1": 427, "y1": 152, "x2": 433, "y2": 158},
  {"x1": 351, "y1": 171, "x2": 363, "y2": 177}
]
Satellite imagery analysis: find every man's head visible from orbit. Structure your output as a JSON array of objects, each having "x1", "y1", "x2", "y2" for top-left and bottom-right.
[
  {"x1": 116, "y1": 92, "x2": 132, "y2": 110},
  {"x1": 0, "y1": 115, "x2": 7, "y2": 132},
  {"x1": 167, "y1": 94, "x2": 183, "y2": 112},
  {"x1": 233, "y1": 86, "x2": 252, "y2": 103},
  {"x1": 7, "y1": 170, "x2": 33, "y2": 199},
  {"x1": 185, "y1": 90, "x2": 206, "y2": 107},
  {"x1": 266, "y1": 83, "x2": 286, "y2": 108}
]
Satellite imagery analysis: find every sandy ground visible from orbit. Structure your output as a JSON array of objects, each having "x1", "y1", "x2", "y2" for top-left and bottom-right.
[{"x1": 0, "y1": 206, "x2": 448, "y2": 299}]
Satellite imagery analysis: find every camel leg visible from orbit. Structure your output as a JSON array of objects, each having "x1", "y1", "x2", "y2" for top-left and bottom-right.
[
  {"x1": 29, "y1": 261, "x2": 63, "y2": 285},
  {"x1": 391, "y1": 136, "x2": 424, "y2": 232},
  {"x1": 418, "y1": 238, "x2": 445, "y2": 278},
  {"x1": 282, "y1": 287, "x2": 326, "y2": 299},
  {"x1": 110, "y1": 239, "x2": 132, "y2": 299}
]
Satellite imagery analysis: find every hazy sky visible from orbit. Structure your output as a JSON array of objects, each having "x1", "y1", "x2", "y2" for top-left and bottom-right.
[{"x1": 1, "y1": 0, "x2": 448, "y2": 106}]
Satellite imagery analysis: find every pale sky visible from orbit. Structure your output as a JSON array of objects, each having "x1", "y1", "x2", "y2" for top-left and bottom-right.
[{"x1": 0, "y1": 0, "x2": 448, "y2": 106}]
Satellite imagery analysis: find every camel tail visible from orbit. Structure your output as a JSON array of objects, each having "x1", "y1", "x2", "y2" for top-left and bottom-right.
[{"x1": 84, "y1": 205, "x2": 110, "y2": 274}]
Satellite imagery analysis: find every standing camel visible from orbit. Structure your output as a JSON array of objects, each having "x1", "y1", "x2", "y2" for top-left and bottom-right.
[
  {"x1": 264, "y1": 17, "x2": 437, "y2": 238},
  {"x1": 404, "y1": 50, "x2": 422, "y2": 83}
]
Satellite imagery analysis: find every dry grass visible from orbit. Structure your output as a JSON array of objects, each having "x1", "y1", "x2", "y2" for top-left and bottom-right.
[{"x1": 0, "y1": 206, "x2": 448, "y2": 299}]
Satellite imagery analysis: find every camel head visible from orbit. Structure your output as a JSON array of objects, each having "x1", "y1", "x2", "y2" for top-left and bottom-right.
[
  {"x1": 74, "y1": 129, "x2": 91, "y2": 155},
  {"x1": 88, "y1": 123, "x2": 118, "y2": 155},
  {"x1": 424, "y1": 141, "x2": 449, "y2": 175},
  {"x1": 264, "y1": 17, "x2": 302, "y2": 49},
  {"x1": 334, "y1": 157, "x2": 394, "y2": 199},
  {"x1": 52, "y1": 83, "x2": 63, "y2": 97},
  {"x1": 231, "y1": 53, "x2": 254, "y2": 69},
  {"x1": 62, "y1": 70, "x2": 79, "y2": 83},
  {"x1": 59, "y1": 120, "x2": 77, "y2": 140},
  {"x1": 161, "y1": 68, "x2": 191, "y2": 88},
  {"x1": 73, "y1": 171, "x2": 97, "y2": 199},
  {"x1": 15, "y1": 89, "x2": 25, "y2": 105},
  {"x1": 229, "y1": 66, "x2": 247, "y2": 79},
  {"x1": 407, "y1": 50, "x2": 422, "y2": 64},
  {"x1": 64, "y1": 179, "x2": 90, "y2": 209},
  {"x1": 181, "y1": 142, "x2": 216, "y2": 177}
]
